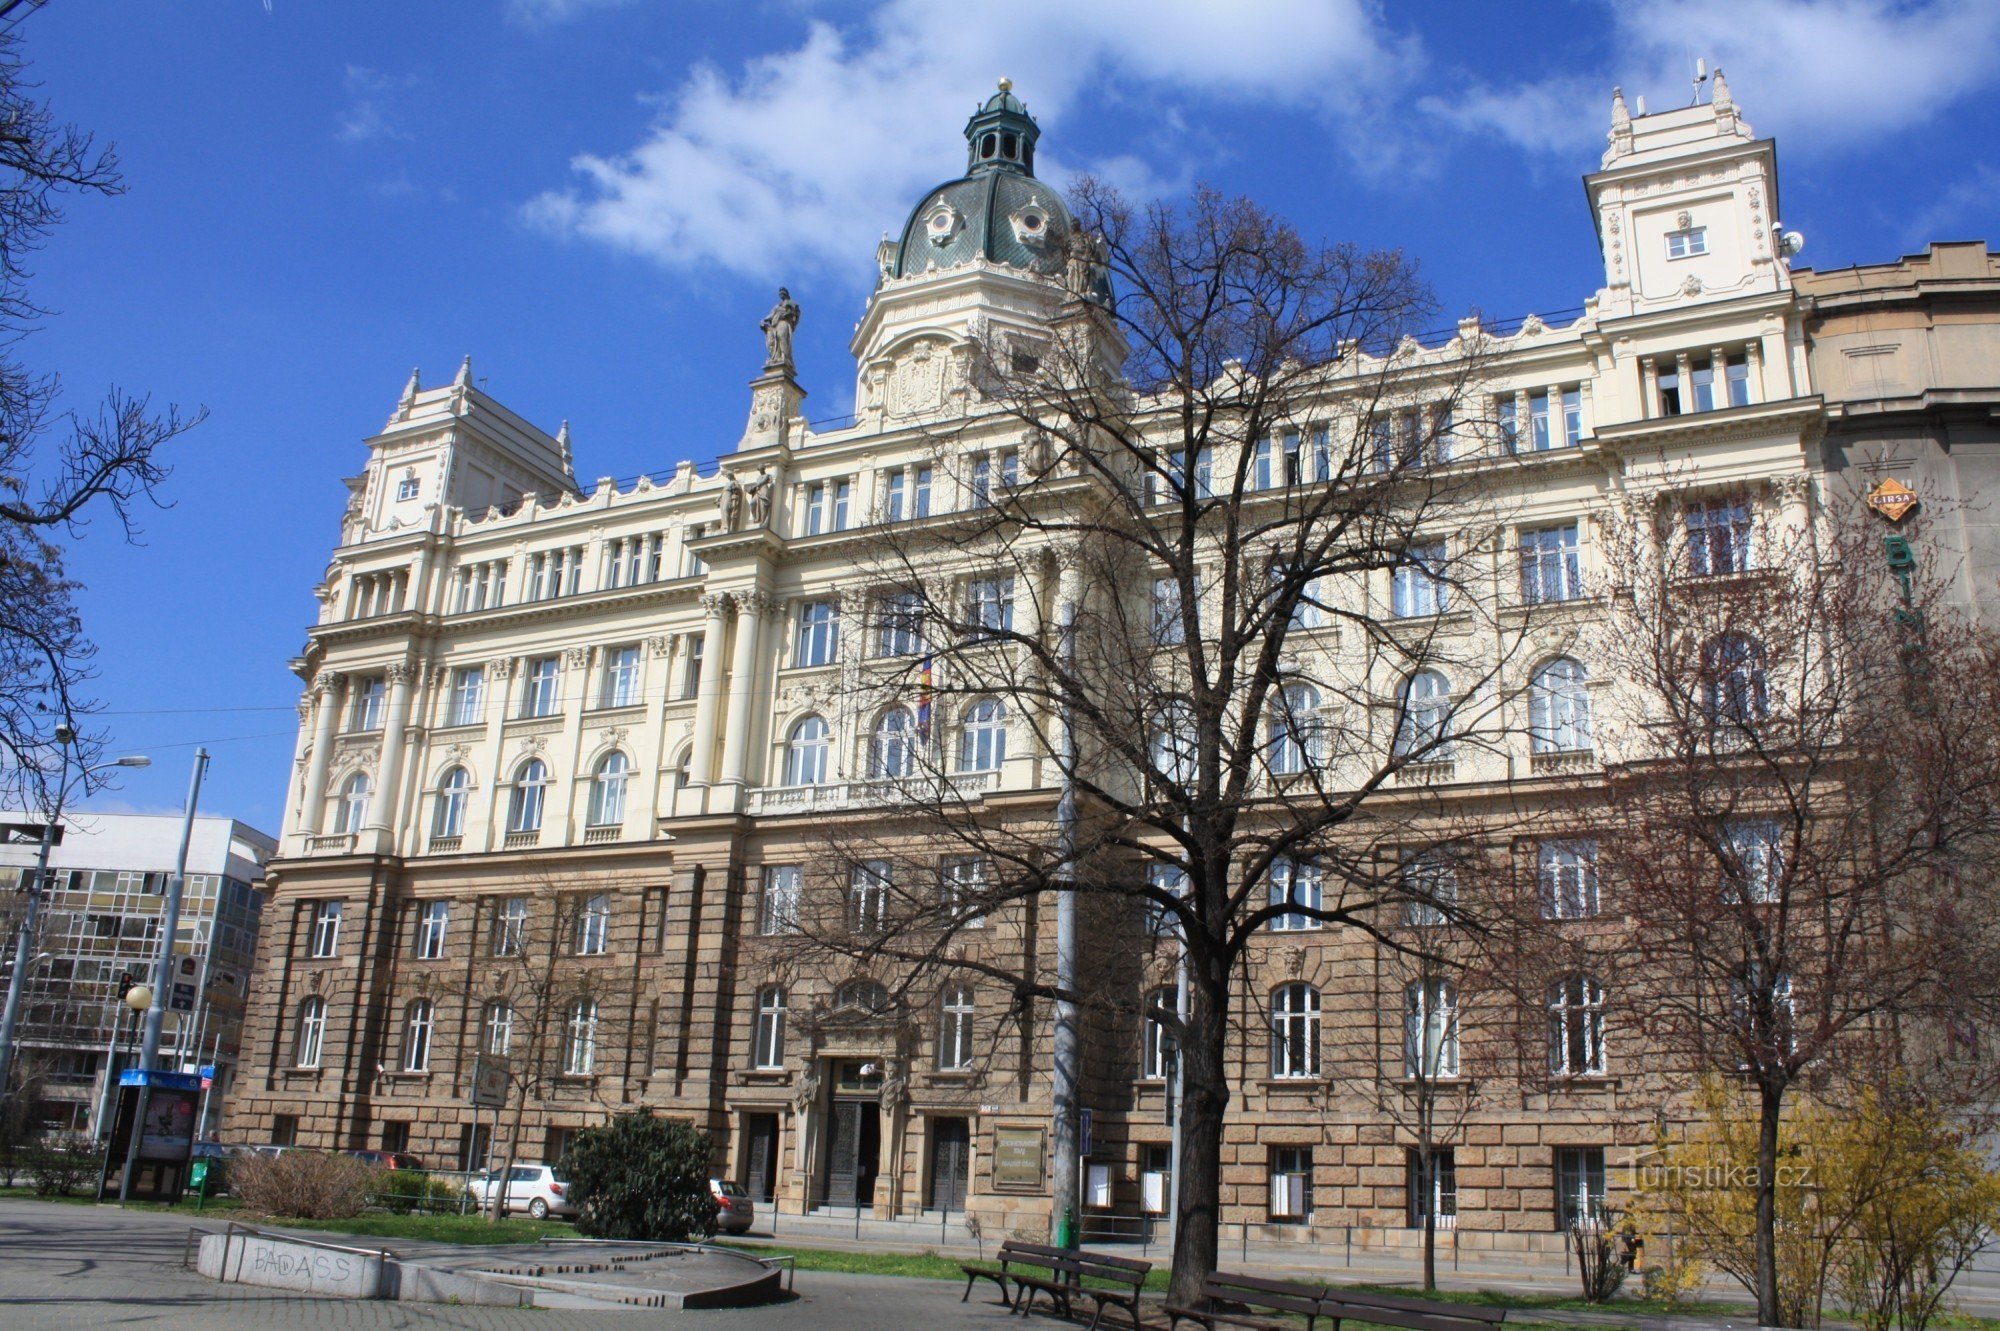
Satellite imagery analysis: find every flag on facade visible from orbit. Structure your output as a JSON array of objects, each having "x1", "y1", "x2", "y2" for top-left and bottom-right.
[{"x1": 917, "y1": 656, "x2": 934, "y2": 739}]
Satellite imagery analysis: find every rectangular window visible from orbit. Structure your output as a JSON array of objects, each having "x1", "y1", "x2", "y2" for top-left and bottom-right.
[
  {"x1": 850, "y1": 861, "x2": 890, "y2": 933},
  {"x1": 967, "y1": 577, "x2": 1014, "y2": 639},
  {"x1": 491, "y1": 896, "x2": 527, "y2": 957},
  {"x1": 1165, "y1": 447, "x2": 1213, "y2": 500},
  {"x1": 1145, "y1": 863, "x2": 1187, "y2": 938},
  {"x1": 1392, "y1": 543, "x2": 1449, "y2": 617},
  {"x1": 795, "y1": 600, "x2": 840, "y2": 667},
  {"x1": 1518, "y1": 525, "x2": 1581, "y2": 604},
  {"x1": 351, "y1": 676, "x2": 386, "y2": 731},
  {"x1": 1498, "y1": 397, "x2": 1519, "y2": 452},
  {"x1": 1555, "y1": 1147, "x2": 1606, "y2": 1227},
  {"x1": 601, "y1": 644, "x2": 641, "y2": 708},
  {"x1": 309, "y1": 901, "x2": 342, "y2": 959},
  {"x1": 1251, "y1": 437, "x2": 1277, "y2": 491},
  {"x1": 1666, "y1": 226, "x2": 1708, "y2": 259},
  {"x1": 912, "y1": 466, "x2": 933, "y2": 518},
  {"x1": 681, "y1": 634, "x2": 704, "y2": 699},
  {"x1": 1725, "y1": 353, "x2": 1751, "y2": 407},
  {"x1": 573, "y1": 894, "x2": 610, "y2": 955},
  {"x1": 684, "y1": 524, "x2": 709, "y2": 577},
  {"x1": 522, "y1": 657, "x2": 561, "y2": 717},
  {"x1": 804, "y1": 482, "x2": 828, "y2": 535},
  {"x1": 415, "y1": 900, "x2": 448, "y2": 960},
  {"x1": 1407, "y1": 1149, "x2": 1457, "y2": 1229},
  {"x1": 1658, "y1": 361, "x2": 1682, "y2": 416},
  {"x1": 970, "y1": 454, "x2": 991, "y2": 506},
  {"x1": 272, "y1": 1114, "x2": 298, "y2": 1148},
  {"x1": 884, "y1": 471, "x2": 906, "y2": 522},
  {"x1": 1528, "y1": 391, "x2": 1550, "y2": 451},
  {"x1": 1152, "y1": 577, "x2": 1186, "y2": 647},
  {"x1": 1686, "y1": 499, "x2": 1754, "y2": 576},
  {"x1": 448, "y1": 667, "x2": 485, "y2": 727},
  {"x1": 939, "y1": 858, "x2": 987, "y2": 928},
  {"x1": 876, "y1": 591, "x2": 923, "y2": 658},
  {"x1": 759, "y1": 866, "x2": 801, "y2": 935},
  {"x1": 832, "y1": 478, "x2": 851, "y2": 530},
  {"x1": 1562, "y1": 388, "x2": 1583, "y2": 446},
  {"x1": 1269, "y1": 1147, "x2": 1313, "y2": 1222},
  {"x1": 1540, "y1": 840, "x2": 1600, "y2": 919},
  {"x1": 1267, "y1": 858, "x2": 1321, "y2": 932},
  {"x1": 1399, "y1": 851, "x2": 1458, "y2": 927},
  {"x1": 1725, "y1": 819, "x2": 1785, "y2": 904},
  {"x1": 1690, "y1": 355, "x2": 1716, "y2": 412}
]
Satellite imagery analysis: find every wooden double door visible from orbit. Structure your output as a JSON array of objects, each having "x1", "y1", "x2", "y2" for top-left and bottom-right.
[
  {"x1": 823, "y1": 1098, "x2": 881, "y2": 1207},
  {"x1": 929, "y1": 1117, "x2": 970, "y2": 1212}
]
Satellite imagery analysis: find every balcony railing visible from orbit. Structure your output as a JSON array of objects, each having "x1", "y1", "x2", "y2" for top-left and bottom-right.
[
  {"x1": 581, "y1": 826, "x2": 621, "y2": 845},
  {"x1": 501, "y1": 830, "x2": 541, "y2": 850},
  {"x1": 745, "y1": 771, "x2": 997, "y2": 816},
  {"x1": 1529, "y1": 748, "x2": 1596, "y2": 775},
  {"x1": 427, "y1": 835, "x2": 463, "y2": 854},
  {"x1": 306, "y1": 833, "x2": 355, "y2": 856}
]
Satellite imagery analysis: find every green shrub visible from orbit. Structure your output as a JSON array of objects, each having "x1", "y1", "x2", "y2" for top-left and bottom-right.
[
  {"x1": 25, "y1": 1134, "x2": 97, "y2": 1196},
  {"x1": 561, "y1": 1112, "x2": 716, "y2": 1241},
  {"x1": 231, "y1": 1150, "x2": 377, "y2": 1220},
  {"x1": 372, "y1": 1168, "x2": 465, "y2": 1215}
]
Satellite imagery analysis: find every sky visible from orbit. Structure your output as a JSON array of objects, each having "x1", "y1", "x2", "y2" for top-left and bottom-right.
[{"x1": 22, "y1": 0, "x2": 2000, "y2": 833}]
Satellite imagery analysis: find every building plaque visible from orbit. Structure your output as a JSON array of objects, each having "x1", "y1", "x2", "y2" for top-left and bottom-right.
[
  {"x1": 1866, "y1": 477, "x2": 1919, "y2": 523},
  {"x1": 992, "y1": 1126, "x2": 1046, "y2": 1191}
]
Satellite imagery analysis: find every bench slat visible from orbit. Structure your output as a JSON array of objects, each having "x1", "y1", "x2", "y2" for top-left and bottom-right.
[{"x1": 1323, "y1": 1290, "x2": 1507, "y2": 1324}]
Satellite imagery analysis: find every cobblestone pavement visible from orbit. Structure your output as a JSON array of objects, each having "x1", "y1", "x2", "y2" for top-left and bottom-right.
[{"x1": 0, "y1": 1199, "x2": 1021, "y2": 1329}]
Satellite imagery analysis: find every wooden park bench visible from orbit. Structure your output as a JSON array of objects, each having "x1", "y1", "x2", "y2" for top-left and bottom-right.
[
  {"x1": 961, "y1": 1239, "x2": 1066, "y2": 1309},
  {"x1": 958, "y1": 1239, "x2": 1153, "y2": 1330},
  {"x1": 1319, "y1": 1286, "x2": 1511, "y2": 1331},
  {"x1": 1165, "y1": 1271, "x2": 1329, "y2": 1331}
]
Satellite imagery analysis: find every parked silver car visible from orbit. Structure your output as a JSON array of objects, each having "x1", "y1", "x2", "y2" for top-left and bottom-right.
[
  {"x1": 469, "y1": 1162, "x2": 575, "y2": 1219},
  {"x1": 710, "y1": 1178, "x2": 755, "y2": 1234}
]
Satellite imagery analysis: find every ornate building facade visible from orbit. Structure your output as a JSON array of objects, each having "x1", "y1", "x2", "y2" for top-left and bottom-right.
[{"x1": 230, "y1": 78, "x2": 1864, "y2": 1258}]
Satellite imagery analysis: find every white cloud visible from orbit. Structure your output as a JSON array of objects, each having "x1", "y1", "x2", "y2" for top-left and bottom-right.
[
  {"x1": 1435, "y1": 0, "x2": 2000, "y2": 157},
  {"x1": 1901, "y1": 161, "x2": 2000, "y2": 247},
  {"x1": 503, "y1": 0, "x2": 635, "y2": 27},
  {"x1": 523, "y1": 0, "x2": 1422, "y2": 282},
  {"x1": 337, "y1": 65, "x2": 419, "y2": 144}
]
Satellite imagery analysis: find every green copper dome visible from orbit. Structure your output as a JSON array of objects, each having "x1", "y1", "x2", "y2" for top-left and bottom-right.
[{"x1": 888, "y1": 80, "x2": 1073, "y2": 281}]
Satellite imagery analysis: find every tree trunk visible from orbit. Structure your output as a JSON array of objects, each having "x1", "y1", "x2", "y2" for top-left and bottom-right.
[
  {"x1": 1168, "y1": 986, "x2": 1229, "y2": 1307},
  {"x1": 1421, "y1": 1144, "x2": 1438, "y2": 1291},
  {"x1": 489, "y1": 1084, "x2": 529, "y2": 1223},
  {"x1": 1754, "y1": 1080, "x2": 1784, "y2": 1325}
]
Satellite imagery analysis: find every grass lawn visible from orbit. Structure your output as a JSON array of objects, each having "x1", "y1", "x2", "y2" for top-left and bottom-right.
[{"x1": 278, "y1": 1212, "x2": 579, "y2": 1245}]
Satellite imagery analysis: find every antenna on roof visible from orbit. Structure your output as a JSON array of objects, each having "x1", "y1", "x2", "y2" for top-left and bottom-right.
[{"x1": 1690, "y1": 56, "x2": 1710, "y2": 106}]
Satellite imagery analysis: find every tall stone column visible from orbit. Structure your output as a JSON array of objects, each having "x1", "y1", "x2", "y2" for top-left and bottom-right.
[
  {"x1": 717, "y1": 591, "x2": 772, "y2": 792},
  {"x1": 297, "y1": 671, "x2": 345, "y2": 835},
  {"x1": 365, "y1": 661, "x2": 417, "y2": 847},
  {"x1": 687, "y1": 593, "x2": 732, "y2": 788}
]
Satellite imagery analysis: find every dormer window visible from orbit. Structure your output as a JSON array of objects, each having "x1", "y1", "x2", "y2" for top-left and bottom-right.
[
  {"x1": 1666, "y1": 226, "x2": 1708, "y2": 259},
  {"x1": 926, "y1": 203, "x2": 961, "y2": 247},
  {"x1": 395, "y1": 473, "x2": 419, "y2": 501}
]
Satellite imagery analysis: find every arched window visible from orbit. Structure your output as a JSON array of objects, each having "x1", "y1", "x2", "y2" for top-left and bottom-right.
[
  {"x1": 938, "y1": 984, "x2": 975, "y2": 1070},
  {"x1": 294, "y1": 997, "x2": 325, "y2": 1069},
  {"x1": 563, "y1": 998, "x2": 598, "y2": 1076},
  {"x1": 754, "y1": 986, "x2": 786, "y2": 1069},
  {"x1": 1267, "y1": 683, "x2": 1320, "y2": 776},
  {"x1": 871, "y1": 707, "x2": 918, "y2": 779},
  {"x1": 402, "y1": 999, "x2": 433, "y2": 1073},
  {"x1": 784, "y1": 715, "x2": 832, "y2": 786},
  {"x1": 1151, "y1": 700, "x2": 1198, "y2": 788},
  {"x1": 1529, "y1": 658, "x2": 1592, "y2": 753},
  {"x1": 1395, "y1": 671, "x2": 1453, "y2": 759},
  {"x1": 588, "y1": 751, "x2": 629, "y2": 826},
  {"x1": 1403, "y1": 979, "x2": 1459, "y2": 1078},
  {"x1": 1142, "y1": 986, "x2": 1178, "y2": 1080},
  {"x1": 1547, "y1": 975, "x2": 1605, "y2": 1076},
  {"x1": 670, "y1": 745, "x2": 692, "y2": 793},
  {"x1": 1704, "y1": 633, "x2": 1768, "y2": 724},
  {"x1": 431, "y1": 766, "x2": 469, "y2": 840},
  {"x1": 482, "y1": 1000, "x2": 514, "y2": 1058},
  {"x1": 336, "y1": 773, "x2": 372, "y2": 834},
  {"x1": 960, "y1": 698, "x2": 1007, "y2": 772},
  {"x1": 1270, "y1": 983, "x2": 1321, "y2": 1078},
  {"x1": 507, "y1": 759, "x2": 549, "y2": 834},
  {"x1": 836, "y1": 979, "x2": 890, "y2": 1014}
]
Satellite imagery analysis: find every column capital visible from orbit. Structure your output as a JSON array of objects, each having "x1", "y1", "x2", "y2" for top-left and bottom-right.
[
  {"x1": 312, "y1": 670, "x2": 347, "y2": 697},
  {"x1": 700, "y1": 591, "x2": 734, "y2": 618},
  {"x1": 386, "y1": 661, "x2": 419, "y2": 686}
]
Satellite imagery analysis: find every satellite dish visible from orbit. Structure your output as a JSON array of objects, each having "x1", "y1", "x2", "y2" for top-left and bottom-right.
[{"x1": 1780, "y1": 231, "x2": 1806, "y2": 258}]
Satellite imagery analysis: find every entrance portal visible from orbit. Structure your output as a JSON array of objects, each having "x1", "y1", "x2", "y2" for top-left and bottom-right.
[
  {"x1": 930, "y1": 1117, "x2": 969, "y2": 1212},
  {"x1": 743, "y1": 1113, "x2": 780, "y2": 1204},
  {"x1": 823, "y1": 1099, "x2": 880, "y2": 1207}
]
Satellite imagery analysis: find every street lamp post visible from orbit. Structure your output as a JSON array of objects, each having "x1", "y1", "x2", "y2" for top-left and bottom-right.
[
  {"x1": 93, "y1": 975, "x2": 145, "y2": 1140},
  {"x1": 0, "y1": 728, "x2": 150, "y2": 1104},
  {"x1": 95, "y1": 983, "x2": 152, "y2": 1197}
]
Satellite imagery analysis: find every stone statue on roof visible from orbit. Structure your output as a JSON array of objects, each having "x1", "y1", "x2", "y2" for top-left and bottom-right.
[{"x1": 761, "y1": 287, "x2": 800, "y2": 371}]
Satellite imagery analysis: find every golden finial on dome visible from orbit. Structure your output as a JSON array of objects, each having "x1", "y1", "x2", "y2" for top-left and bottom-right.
[{"x1": 998, "y1": 77, "x2": 1012, "y2": 93}]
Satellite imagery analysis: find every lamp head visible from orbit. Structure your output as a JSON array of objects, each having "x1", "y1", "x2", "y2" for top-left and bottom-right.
[
  {"x1": 53, "y1": 724, "x2": 74, "y2": 746},
  {"x1": 115, "y1": 756, "x2": 151, "y2": 768},
  {"x1": 125, "y1": 984, "x2": 153, "y2": 1013}
]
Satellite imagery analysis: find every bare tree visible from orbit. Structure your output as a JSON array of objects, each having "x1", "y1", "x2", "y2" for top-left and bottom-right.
[
  {"x1": 0, "y1": 28, "x2": 199, "y2": 799},
  {"x1": 780, "y1": 182, "x2": 1524, "y2": 1301},
  {"x1": 1580, "y1": 493, "x2": 2000, "y2": 1325}
]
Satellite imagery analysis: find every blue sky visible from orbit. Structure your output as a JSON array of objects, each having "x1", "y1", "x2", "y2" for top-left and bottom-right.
[{"x1": 27, "y1": 0, "x2": 2000, "y2": 831}]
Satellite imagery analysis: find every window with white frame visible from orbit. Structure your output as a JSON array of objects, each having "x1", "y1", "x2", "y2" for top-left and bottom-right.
[
  {"x1": 588, "y1": 751, "x2": 629, "y2": 826},
  {"x1": 1724, "y1": 819, "x2": 1785, "y2": 904},
  {"x1": 396, "y1": 473, "x2": 419, "y2": 501},
  {"x1": 1498, "y1": 396, "x2": 1519, "y2": 451},
  {"x1": 1152, "y1": 576, "x2": 1187, "y2": 646},
  {"x1": 573, "y1": 893, "x2": 610, "y2": 955},
  {"x1": 600, "y1": 645, "x2": 641, "y2": 708},
  {"x1": 522, "y1": 657, "x2": 561, "y2": 717},
  {"x1": 294, "y1": 997, "x2": 326, "y2": 1068},
  {"x1": 870, "y1": 707, "x2": 918, "y2": 779},
  {"x1": 1268, "y1": 559, "x2": 1324, "y2": 632},
  {"x1": 1392, "y1": 544, "x2": 1449, "y2": 617},
  {"x1": 1270, "y1": 1146, "x2": 1313, "y2": 1221},
  {"x1": 1267, "y1": 856, "x2": 1321, "y2": 931},
  {"x1": 1251, "y1": 435, "x2": 1280, "y2": 491},
  {"x1": 350, "y1": 676, "x2": 386, "y2": 730},
  {"x1": 507, "y1": 759, "x2": 549, "y2": 834},
  {"x1": 1666, "y1": 225, "x2": 1708, "y2": 259},
  {"x1": 1556, "y1": 1147, "x2": 1607, "y2": 1227},
  {"x1": 1151, "y1": 700, "x2": 1199, "y2": 790},
  {"x1": 1732, "y1": 963, "x2": 1795, "y2": 1056},
  {"x1": 1686, "y1": 498, "x2": 1754, "y2": 574},
  {"x1": 1703, "y1": 633, "x2": 1768, "y2": 725},
  {"x1": 939, "y1": 857, "x2": 987, "y2": 927},
  {"x1": 491, "y1": 896, "x2": 527, "y2": 957},
  {"x1": 1529, "y1": 657, "x2": 1592, "y2": 753},
  {"x1": 912, "y1": 466, "x2": 933, "y2": 517},
  {"x1": 681, "y1": 633, "x2": 704, "y2": 699},
  {"x1": 1146, "y1": 862, "x2": 1187, "y2": 937},
  {"x1": 402, "y1": 999, "x2": 434, "y2": 1072},
  {"x1": 876, "y1": 591, "x2": 924, "y2": 657},
  {"x1": 1548, "y1": 974, "x2": 1606, "y2": 1076},
  {"x1": 309, "y1": 901, "x2": 342, "y2": 958},
  {"x1": 938, "y1": 984, "x2": 975, "y2": 1070},
  {"x1": 336, "y1": 773, "x2": 372, "y2": 834},
  {"x1": 850, "y1": 860, "x2": 891, "y2": 932},
  {"x1": 759, "y1": 866, "x2": 801, "y2": 935},
  {"x1": 1539, "y1": 840, "x2": 1600, "y2": 919},
  {"x1": 1395, "y1": 671, "x2": 1453, "y2": 760},
  {"x1": 754, "y1": 986, "x2": 786, "y2": 1068},
  {"x1": 432, "y1": 767, "x2": 471, "y2": 841},
  {"x1": 1267, "y1": 682, "x2": 1321, "y2": 776},
  {"x1": 1270, "y1": 983, "x2": 1321, "y2": 1078},
  {"x1": 795, "y1": 601, "x2": 839, "y2": 667},
  {"x1": 482, "y1": 1000, "x2": 514, "y2": 1057},
  {"x1": 448, "y1": 666, "x2": 485, "y2": 726},
  {"x1": 960, "y1": 698, "x2": 1007, "y2": 772},
  {"x1": 1400, "y1": 851, "x2": 1458, "y2": 926},
  {"x1": 563, "y1": 999, "x2": 598, "y2": 1075},
  {"x1": 1403, "y1": 978, "x2": 1460, "y2": 1078},
  {"x1": 966, "y1": 576, "x2": 1014, "y2": 639},
  {"x1": 1142, "y1": 985, "x2": 1177, "y2": 1079},
  {"x1": 415, "y1": 900, "x2": 449, "y2": 959},
  {"x1": 1164, "y1": 446, "x2": 1213, "y2": 501},
  {"x1": 784, "y1": 715, "x2": 832, "y2": 785},
  {"x1": 1519, "y1": 525, "x2": 1581, "y2": 603},
  {"x1": 1407, "y1": 1149, "x2": 1457, "y2": 1229}
]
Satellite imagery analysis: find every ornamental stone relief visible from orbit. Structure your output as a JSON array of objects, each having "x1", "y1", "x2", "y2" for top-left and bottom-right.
[{"x1": 886, "y1": 340, "x2": 949, "y2": 419}]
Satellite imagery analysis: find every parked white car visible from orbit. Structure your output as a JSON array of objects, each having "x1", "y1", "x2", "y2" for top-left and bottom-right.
[{"x1": 469, "y1": 1162, "x2": 575, "y2": 1219}]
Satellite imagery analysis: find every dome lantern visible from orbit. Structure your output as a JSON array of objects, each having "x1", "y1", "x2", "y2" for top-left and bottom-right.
[{"x1": 964, "y1": 78, "x2": 1039, "y2": 177}]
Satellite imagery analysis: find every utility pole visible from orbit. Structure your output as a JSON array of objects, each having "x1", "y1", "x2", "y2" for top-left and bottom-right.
[
  {"x1": 119, "y1": 748, "x2": 207, "y2": 1201},
  {"x1": 1050, "y1": 599, "x2": 1079, "y2": 1248}
]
